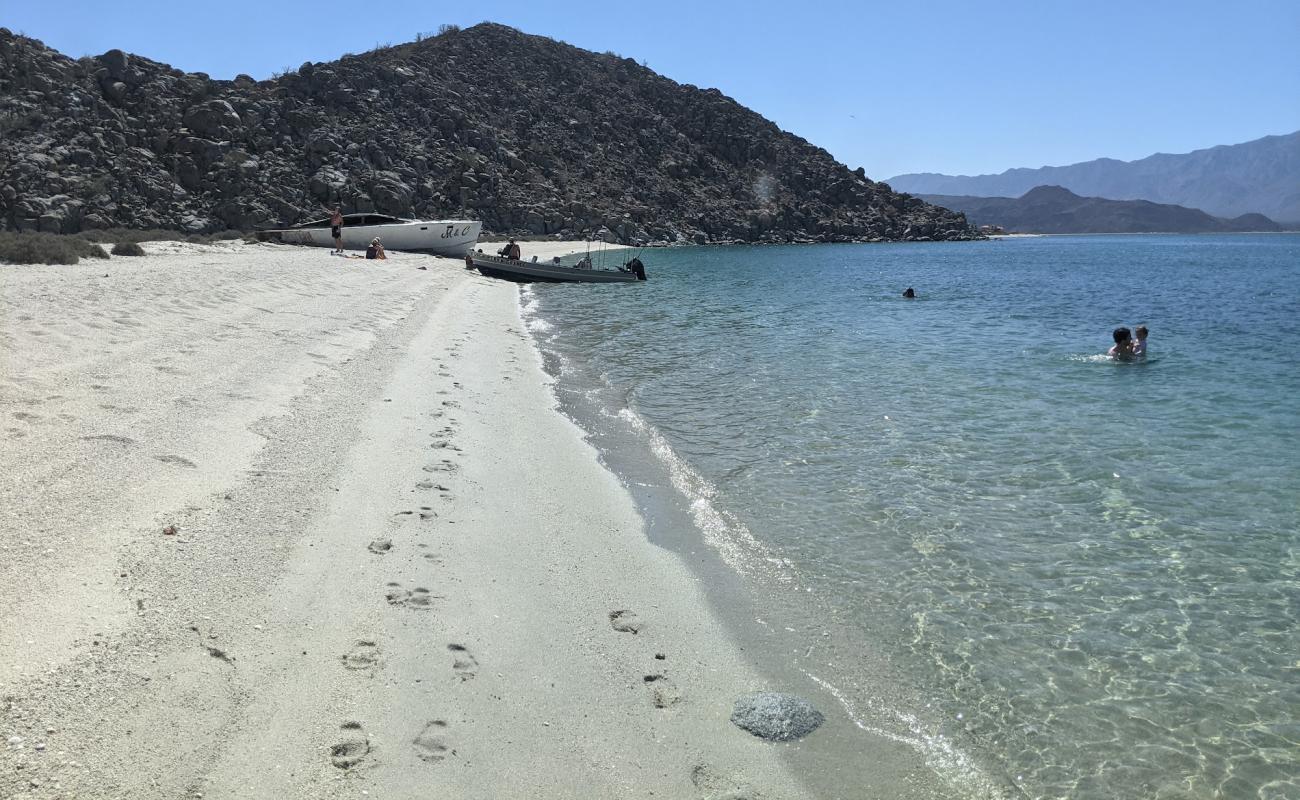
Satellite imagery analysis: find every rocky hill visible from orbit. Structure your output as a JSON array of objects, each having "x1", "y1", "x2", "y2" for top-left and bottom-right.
[
  {"x1": 922, "y1": 185, "x2": 1283, "y2": 234},
  {"x1": 0, "y1": 23, "x2": 976, "y2": 244},
  {"x1": 889, "y1": 131, "x2": 1300, "y2": 224}
]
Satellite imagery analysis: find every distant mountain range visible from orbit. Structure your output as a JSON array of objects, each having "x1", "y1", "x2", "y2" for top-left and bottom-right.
[
  {"x1": 890, "y1": 131, "x2": 1300, "y2": 224},
  {"x1": 920, "y1": 186, "x2": 1282, "y2": 234}
]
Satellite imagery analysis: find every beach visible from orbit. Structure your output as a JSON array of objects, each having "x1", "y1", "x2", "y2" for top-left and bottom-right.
[{"x1": 0, "y1": 241, "x2": 946, "y2": 799}]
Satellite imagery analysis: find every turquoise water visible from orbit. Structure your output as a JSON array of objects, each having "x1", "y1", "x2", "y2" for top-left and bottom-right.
[{"x1": 521, "y1": 235, "x2": 1300, "y2": 800}]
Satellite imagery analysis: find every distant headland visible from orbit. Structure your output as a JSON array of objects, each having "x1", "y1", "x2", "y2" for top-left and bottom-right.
[
  {"x1": 923, "y1": 185, "x2": 1286, "y2": 235},
  {"x1": 889, "y1": 131, "x2": 1300, "y2": 226}
]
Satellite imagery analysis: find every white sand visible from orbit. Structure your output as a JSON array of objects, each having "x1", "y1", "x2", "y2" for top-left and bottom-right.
[{"x1": 0, "y1": 241, "x2": 820, "y2": 798}]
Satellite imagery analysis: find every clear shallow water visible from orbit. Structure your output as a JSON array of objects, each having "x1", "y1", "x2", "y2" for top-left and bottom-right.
[{"x1": 522, "y1": 235, "x2": 1300, "y2": 800}]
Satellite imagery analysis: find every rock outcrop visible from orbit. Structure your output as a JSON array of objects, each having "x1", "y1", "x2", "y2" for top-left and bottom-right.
[{"x1": 0, "y1": 23, "x2": 978, "y2": 243}]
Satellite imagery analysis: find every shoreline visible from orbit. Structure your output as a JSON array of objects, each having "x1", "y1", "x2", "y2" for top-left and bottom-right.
[
  {"x1": 0, "y1": 237, "x2": 1010, "y2": 798},
  {"x1": 1, "y1": 240, "x2": 814, "y2": 798},
  {"x1": 520, "y1": 283, "x2": 1015, "y2": 800}
]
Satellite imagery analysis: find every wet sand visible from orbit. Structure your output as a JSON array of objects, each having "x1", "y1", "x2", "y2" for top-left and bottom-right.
[{"x1": 0, "y1": 240, "x2": 817, "y2": 798}]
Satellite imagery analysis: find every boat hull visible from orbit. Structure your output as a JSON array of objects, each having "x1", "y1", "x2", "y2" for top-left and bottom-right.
[
  {"x1": 264, "y1": 220, "x2": 482, "y2": 257},
  {"x1": 469, "y1": 254, "x2": 643, "y2": 283}
]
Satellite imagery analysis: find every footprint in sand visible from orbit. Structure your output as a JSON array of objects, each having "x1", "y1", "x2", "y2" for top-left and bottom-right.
[
  {"x1": 448, "y1": 644, "x2": 478, "y2": 681},
  {"x1": 99, "y1": 403, "x2": 141, "y2": 414},
  {"x1": 154, "y1": 454, "x2": 198, "y2": 468},
  {"x1": 80, "y1": 434, "x2": 136, "y2": 446},
  {"x1": 385, "y1": 582, "x2": 437, "y2": 610},
  {"x1": 341, "y1": 640, "x2": 381, "y2": 672},
  {"x1": 416, "y1": 544, "x2": 443, "y2": 564},
  {"x1": 412, "y1": 720, "x2": 454, "y2": 763},
  {"x1": 609, "y1": 610, "x2": 643, "y2": 634},
  {"x1": 396, "y1": 509, "x2": 437, "y2": 520},
  {"x1": 368, "y1": 538, "x2": 393, "y2": 555},
  {"x1": 644, "y1": 674, "x2": 683, "y2": 708},
  {"x1": 12, "y1": 411, "x2": 40, "y2": 422},
  {"x1": 690, "y1": 763, "x2": 760, "y2": 800},
  {"x1": 423, "y1": 459, "x2": 458, "y2": 474},
  {"x1": 329, "y1": 721, "x2": 371, "y2": 769}
]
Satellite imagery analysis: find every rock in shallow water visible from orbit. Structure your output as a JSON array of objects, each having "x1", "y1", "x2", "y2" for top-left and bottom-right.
[{"x1": 730, "y1": 692, "x2": 824, "y2": 742}]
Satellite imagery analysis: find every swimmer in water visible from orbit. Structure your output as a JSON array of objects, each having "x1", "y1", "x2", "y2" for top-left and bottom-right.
[
  {"x1": 902, "y1": 287, "x2": 916, "y2": 298},
  {"x1": 1131, "y1": 325, "x2": 1149, "y2": 358},
  {"x1": 1109, "y1": 327, "x2": 1134, "y2": 360}
]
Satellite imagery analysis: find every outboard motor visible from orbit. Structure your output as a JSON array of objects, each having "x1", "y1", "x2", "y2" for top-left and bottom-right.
[{"x1": 627, "y1": 257, "x2": 647, "y2": 281}]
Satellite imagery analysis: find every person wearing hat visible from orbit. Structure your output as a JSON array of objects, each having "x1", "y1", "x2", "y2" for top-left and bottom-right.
[{"x1": 365, "y1": 237, "x2": 387, "y2": 260}]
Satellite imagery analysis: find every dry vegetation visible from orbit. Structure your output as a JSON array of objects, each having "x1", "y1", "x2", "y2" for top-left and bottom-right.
[{"x1": 0, "y1": 229, "x2": 245, "y2": 264}]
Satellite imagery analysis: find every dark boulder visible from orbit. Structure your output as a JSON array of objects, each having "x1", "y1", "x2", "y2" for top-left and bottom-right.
[
  {"x1": 729, "y1": 693, "x2": 825, "y2": 742},
  {"x1": 183, "y1": 99, "x2": 241, "y2": 139},
  {"x1": 100, "y1": 48, "x2": 128, "y2": 79}
]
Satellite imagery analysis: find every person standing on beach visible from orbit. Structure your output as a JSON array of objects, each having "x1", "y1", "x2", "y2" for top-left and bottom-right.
[{"x1": 324, "y1": 205, "x2": 345, "y2": 253}]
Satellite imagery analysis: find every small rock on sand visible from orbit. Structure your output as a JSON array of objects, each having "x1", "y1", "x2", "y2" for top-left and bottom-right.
[{"x1": 730, "y1": 692, "x2": 824, "y2": 742}]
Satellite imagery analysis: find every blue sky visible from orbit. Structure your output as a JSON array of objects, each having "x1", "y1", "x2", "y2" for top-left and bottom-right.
[{"x1": 6, "y1": 1, "x2": 1298, "y2": 179}]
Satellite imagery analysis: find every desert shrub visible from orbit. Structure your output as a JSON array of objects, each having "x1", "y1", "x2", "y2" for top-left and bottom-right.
[
  {"x1": 81, "y1": 228, "x2": 245, "y2": 245},
  {"x1": 82, "y1": 241, "x2": 110, "y2": 259},
  {"x1": 437, "y1": 23, "x2": 460, "y2": 35},
  {"x1": 0, "y1": 231, "x2": 108, "y2": 264},
  {"x1": 111, "y1": 241, "x2": 146, "y2": 256}
]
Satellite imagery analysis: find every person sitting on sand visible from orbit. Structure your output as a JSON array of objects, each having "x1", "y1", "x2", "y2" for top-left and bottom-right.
[
  {"x1": 323, "y1": 205, "x2": 345, "y2": 254},
  {"x1": 1109, "y1": 327, "x2": 1134, "y2": 360},
  {"x1": 1131, "y1": 325, "x2": 1149, "y2": 358},
  {"x1": 366, "y1": 237, "x2": 386, "y2": 260},
  {"x1": 903, "y1": 287, "x2": 916, "y2": 298}
]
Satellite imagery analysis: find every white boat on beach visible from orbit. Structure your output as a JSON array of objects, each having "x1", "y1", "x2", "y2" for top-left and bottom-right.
[{"x1": 259, "y1": 214, "x2": 482, "y2": 256}]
